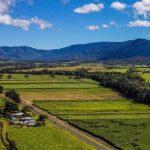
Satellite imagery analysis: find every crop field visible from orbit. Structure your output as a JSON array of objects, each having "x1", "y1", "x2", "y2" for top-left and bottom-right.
[
  {"x1": 0, "y1": 74, "x2": 99, "y2": 90},
  {"x1": 20, "y1": 63, "x2": 105, "y2": 72},
  {"x1": 34, "y1": 100, "x2": 150, "y2": 150},
  {"x1": 20, "y1": 88, "x2": 121, "y2": 101},
  {"x1": 0, "y1": 74, "x2": 122, "y2": 101},
  {"x1": 8, "y1": 124, "x2": 96, "y2": 150},
  {"x1": 0, "y1": 74, "x2": 80, "y2": 83},
  {"x1": 1, "y1": 73, "x2": 150, "y2": 149}
]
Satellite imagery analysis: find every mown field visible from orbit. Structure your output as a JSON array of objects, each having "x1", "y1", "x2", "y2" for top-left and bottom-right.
[
  {"x1": 34, "y1": 100, "x2": 150, "y2": 150},
  {"x1": 8, "y1": 124, "x2": 96, "y2": 150}
]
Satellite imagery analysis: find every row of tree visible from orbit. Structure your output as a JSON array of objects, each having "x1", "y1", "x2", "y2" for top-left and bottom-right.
[{"x1": 90, "y1": 71, "x2": 150, "y2": 104}]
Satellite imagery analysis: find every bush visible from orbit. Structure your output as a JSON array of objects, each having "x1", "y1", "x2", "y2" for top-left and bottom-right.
[
  {"x1": 22, "y1": 106, "x2": 32, "y2": 113},
  {"x1": 36, "y1": 121, "x2": 45, "y2": 127},
  {"x1": 38, "y1": 114, "x2": 48, "y2": 121}
]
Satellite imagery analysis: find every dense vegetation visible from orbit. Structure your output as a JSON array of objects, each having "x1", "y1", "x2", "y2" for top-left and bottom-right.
[{"x1": 90, "y1": 70, "x2": 150, "y2": 104}]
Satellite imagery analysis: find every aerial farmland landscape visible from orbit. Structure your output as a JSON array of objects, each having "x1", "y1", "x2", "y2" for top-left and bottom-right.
[{"x1": 0, "y1": 0, "x2": 150, "y2": 150}]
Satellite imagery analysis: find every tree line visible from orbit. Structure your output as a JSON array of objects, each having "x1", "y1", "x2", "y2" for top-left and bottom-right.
[{"x1": 90, "y1": 70, "x2": 150, "y2": 104}]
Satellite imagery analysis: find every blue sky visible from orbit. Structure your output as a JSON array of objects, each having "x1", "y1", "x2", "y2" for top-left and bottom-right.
[{"x1": 0, "y1": 0, "x2": 150, "y2": 49}]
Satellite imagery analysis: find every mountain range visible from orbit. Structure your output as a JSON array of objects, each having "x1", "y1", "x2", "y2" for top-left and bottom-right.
[{"x1": 0, "y1": 39, "x2": 150, "y2": 62}]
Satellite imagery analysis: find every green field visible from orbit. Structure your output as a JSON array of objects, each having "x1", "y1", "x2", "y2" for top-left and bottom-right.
[
  {"x1": 0, "y1": 98, "x2": 5, "y2": 108},
  {"x1": 1, "y1": 73, "x2": 150, "y2": 149},
  {"x1": 0, "y1": 74, "x2": 121, "y2": 101},
  {"x1": 141, "y1": 73, "x2": 150, "y2": 82},
  {"x1": 34, "y1": 100, "x2": 150, "y2": 150},
  {"x1": 8, "y1": 124, "x2": 96, "y2": 150},
  {"x1": 0, "y1": 74, "x2": 99, "y2": 90},
  {"x1": 71, "y1": 119, "x2": 150, "y2": 150}
]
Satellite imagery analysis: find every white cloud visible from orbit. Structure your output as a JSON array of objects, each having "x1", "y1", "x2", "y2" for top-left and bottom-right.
[
  {"x1": 102, "y1": 24, "x2": 109, "y2": 28},
  {"x1": 111, "y1": 1, "x2": 127, "y2": 10},
  {"x1": 0, "y1": 0, "x2": 53, "y2": 31},
  {"x1": 74, "y1": 3, "x2": 104, "y2": 14},
  {"x1": 102, "y1": 21, "x2": 118, "y2": 28},
  {"x1": 87, "y1": 21, "x2": 118, "y2": 31},
  {"x1": 127, "y1": 20, "x2": 150, "y2": 27},
  {"x1": 87, "y1": 25, "x2": 100, "y2": 31},
  {"x1": 0, "y1": 0, "x2": 16, "y2": 14},
  {"x1": 31, "y1": 17, "x2": 52, "y2": 30},
  {"x1": 0, "y1": 14, "x2": 53, "y2": 31},
  {"x1": 0, "y1": 14, "x2": 30, "y2": 30},
  {"x1": 133, "y1": 0, "x2": 150, "y2": 17}
]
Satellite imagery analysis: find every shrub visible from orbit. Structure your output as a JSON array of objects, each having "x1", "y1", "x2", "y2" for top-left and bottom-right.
[
  {"x1": 38, "y1": 114, "x2": 48, "y2": 121},
  {"x1": 22, "y1": 106, "x2": 32, "y2": 113},
  {"x1": 36, "y1": 121, "x2": 45, "y2": 127}
]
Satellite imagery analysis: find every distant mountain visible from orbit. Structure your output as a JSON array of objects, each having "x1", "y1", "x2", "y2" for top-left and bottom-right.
[{"x1": 0, "y1": 39, "x2": 150, "y2": 62}]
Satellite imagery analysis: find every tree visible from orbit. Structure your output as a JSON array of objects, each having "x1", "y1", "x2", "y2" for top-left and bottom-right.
[
  {"x1": 0, "y1": 86, "x2": 3, "y2": 94},
  {"x1": 0, "y1": 74, "x2": 3, "y2": 79},
  {"x1": 52, "y1": 71, "x2": 55, "y2": 78},
  {"x1": 9, "y1": 140, "x2": 17, "y2": 150},
  {"x1": 24, "y1": 74, "x2": 29, "y2": 79},
  {"x1": 38, "y1": 114, "x2": 48, "y2": 121},
  {"x1": 4, "y1": 101, "x2": 19, "y2": 113},
  {"x1": 5, "y1": 90, "x2": 21, "y2": 103},
  {"x1": 7, "y1": 74, "x2": 12, "y2": 79}
]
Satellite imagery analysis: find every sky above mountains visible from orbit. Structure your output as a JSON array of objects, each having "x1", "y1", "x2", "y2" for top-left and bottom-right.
[{"x1": 0, "y1": 0, "x2": 150, "y2": 49}]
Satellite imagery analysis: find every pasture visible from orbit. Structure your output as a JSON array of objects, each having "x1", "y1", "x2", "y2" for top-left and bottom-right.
[
  {"x1": 34, "y1": 100, "x2": 150, "y2": 150},
  {"x1": 8, "y1": 124, "x2": 96, "y2": 150}
]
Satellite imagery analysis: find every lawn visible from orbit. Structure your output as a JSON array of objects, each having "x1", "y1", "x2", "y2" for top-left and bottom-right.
[
  {"x1": 34, "y1": 100, "x2": 150, "y2": 150},
  {"x1": 8, "y1": 124, "x2": 96, "y2": 150}
]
